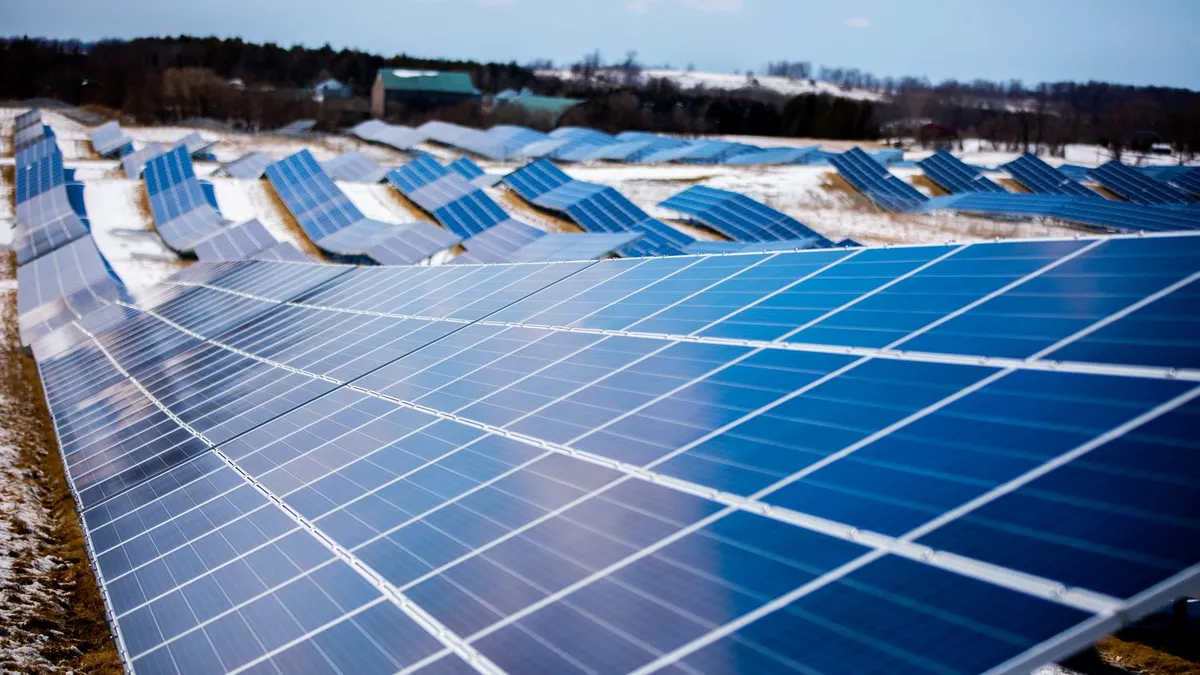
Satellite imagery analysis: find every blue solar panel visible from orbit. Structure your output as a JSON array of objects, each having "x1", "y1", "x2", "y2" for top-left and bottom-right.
[
  {"x1": 26, "y1": 231, "x2": 1200, "y2": 675},
  {"x1": 1001, "y1": 154, "x2": 1099, "y2": 197},
  {"x1": 17, "y1": 235, "x2": 126, "y2": 345},
  {"x1": 455, "y1": 220, "x2": 642, "y2": 264},
  {"x1": 1087, "y1": 161, "x2": 1191, "y2": 205},
  {"x1": 830, "y1": 147, "x2": 929, "y2": 211},
  {"x1": 917, "y1": 150, "x2": 1007, "y2": 193},
  {"x1": 122, "y1": 143, "x2": 168, "y2": 178},
  {"x1": 194, "y1": 219, "x2": 283, "y2": 262},
  {"x1": 144, "y1": 146, "x2": 229, "y2": 252},
  {"x1": 1170, "y1": 167, "x2": 1200, "y2": 197},
  {"x1": 660, "y1": 185, "x2": 834, "y2": 245},
  {"x1": 350, "y1": 120, "x2": 425, "y2": 152},
  {"x1": 267, "y1": 150, "x2": 456, "y2": 264},
  {"x1": 504, "y1": 159, "x2": 695, "y2": 256},
  {"x1": 723, "y1": 146, "x2": 820, "y2": 166},
  {"x1": 11, "y1": 124, "x2": 91, "y2": 264},
  {"x1": 912, "y1": 193, "x2": 1200, "y2": 233},
  {"x1": 447, "y1": 157, "x2": 502, "y2": 187},
  {"x1": 639, "y1": 140, "x2": 761, "y2": 165},
  {"x1": 387, "y1": 157, "x2": 515, "y2": 240}
]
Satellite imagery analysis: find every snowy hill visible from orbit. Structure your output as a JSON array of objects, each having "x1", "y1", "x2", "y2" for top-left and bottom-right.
[{"x1": 535, "y1": 68, "x2": 886, "y2": 102}]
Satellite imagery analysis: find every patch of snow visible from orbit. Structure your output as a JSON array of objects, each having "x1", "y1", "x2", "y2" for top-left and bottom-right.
[
  {"x1": 82, "y1": 178, "x2": 187, "y2": 295},
  {"x1": 338, "y1": 182, "x2": 417, "y2": 224},
  {"x1": 210, "y1": 178, "x2": 309, "y2": 252},
  {"x1": 392, "y1": 69, "x2": 440, "y2": 78},
  {"x1": 536, "y1": 68, "x2": 885, "y2": 102}
]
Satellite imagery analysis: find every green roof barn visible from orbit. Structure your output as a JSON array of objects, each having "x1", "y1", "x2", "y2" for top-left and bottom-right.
[{"x1": 370, "y1": 68, "x2": 481, "y2": 117}]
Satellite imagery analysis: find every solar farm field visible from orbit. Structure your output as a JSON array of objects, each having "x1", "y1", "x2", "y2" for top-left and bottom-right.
[{"x1": 2, "y1": 104, "x2": 1199, "y2": 675}]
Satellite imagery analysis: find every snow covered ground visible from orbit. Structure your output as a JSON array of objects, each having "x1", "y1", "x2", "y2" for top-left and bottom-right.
[
  {"x1": 209, "y1": 177, "x2": 312, "y2": 252},
  {"x1": 339, "y1": 181, "x2": 420, "y2": 224},
  {"x1": 82, "y1": 177, "x2": 187, "y2": 294}
]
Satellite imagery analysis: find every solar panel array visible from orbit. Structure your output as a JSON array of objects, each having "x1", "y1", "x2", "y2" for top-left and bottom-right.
[
  {"x1": 447, "y1": 158, "x2": 502, "y2": 188},
  {"x1": 214, "y1": 152, "x2": 276, "y2": 179},
  {"x1": 684, "y1": 238, "x2": 849, "y2": 254},
  {"x1": 266, "y1": 150, "x2": 459, "y2": 265},
  {"x1": 322, "y1": 152, "x2": 391, "y2": 183},
  {"x1": 17, "y1": 235, "x2": 126, "y2": 345},
  {"x1": 912, "y1": 193, "x2": 1200, "y2": 233},
  {"x1": 1001, "y1": 154, "x2": 1099, "y2": 198},
  {"x1": 349, "y1": 121, "x2": 426, "y2": 152},
  {"x1": 388, "y1": 156, "x2": 643, "y2": 263},
  {"x1": 173, "y1": 132, "x2": 219, "y2": 158},
  {"x1": 1171, "y1": 167, "x2": 1200, "y2": 197},
  {"x1": 660, "y1": 185, "x2": 833, "y2": 246},
  {"x1": 12, "y1": 112, "x2": 92, "y2": 265},
  {"x1": 917, "y1": 150, "x2": 1007, "y2": 194},
  {"x1": 723, "y1": 146, "x2": 820, "y2": 166},
  {"x1": 27, "y1": 231, "x2": 1200, "y2": 675},
  {"x1": 144, "y1": 146, "x2": 232, "y2": 253},
  {"x1": 90, "y1": 121, "x2": 135, "y2": 158},
  {"x1": 1087, "y1": 161, "x2": 1192, "y2": 205},
  {"x1": 829, "y1": 147, "x2": 929, "y2": 211},
  {"x1": 123, "y1": 143, "x2": 169, "y2": 178},
  {"x1": 504, "y1": 159, "x2": 695, "y2": 256},
  {"x1": 193, "y1": 219, "x2": 311, "y2": 263}
]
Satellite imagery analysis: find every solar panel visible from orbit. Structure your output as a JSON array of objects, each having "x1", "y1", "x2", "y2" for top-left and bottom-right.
[
  {"x1": 194, "y1": 219, "x2": 283, "y2": 261},
  {"x1": 1001, "y1": 154, "x2": 1099, "y2": 197},
  {"x1": 172, "y1": 131, "x2": 218, "y2": 157},
  {"x1": 455, "y1": 220, "x2": 642, "y2": 264},
  {"x1": 14, "y1": 139, "x2": 67, "y2": 202},
  {"x1": 144, "y1": 146, "x2": 230, "y2": 252},
  {"x1": 322, "y1": 152, "x2": 391, "y2": 183},
  {"x1": 12, "y1": 128, "x2": 92, "y2": 264},
  {"x1": 828, "y1": 147, "x2": 929, "y2": 211},
  {"x1": 917, "y1": 150, "x2": 1007, "y2": 193},
  {"x1": 723, "y1": 146, "x2": 820, "y2": 166},
  {"x1": 683, "y1": 239, "x2": 833, "y2": 254},
  {"x1": 660, "y1": 185, "x2": 834, "y2": 245},
  {"x1": 387, "y1": 157, "x2": 515, "y2": 240},
  {"x1": 253, "y1": 241, "x2": 313, "y2": 263},
  {"x1": 912, "y1": 193, "x2": 1200, "y2": 233},
  {"x1": 504, "y1": 159, "x2": 695, "y2": 256},
  {"x1": 447, "y1": 157, "x2": 502, "y2": 187},
  {"x1": 90, "y1": 120, "x2": 135, "y2": 158},
  {"x1": 1087, "y1": 161, "x2": 1191, "y2": 205},
  {"x1": 1171, "y1": 167, "x2": 1200, "y2": 197},
  {"x1": 215, "y1": 152, "x2": 275, "y2": 179},
  {"x1": 277, "y1": 119, "x2": 317, "y2": 135},
  {"x1": 27, "y1": 231, "x2": 1200, "y2": 675},
  {"x1": 122, "y1": 143, "x2": 168, "y2": 178},
  {"x1": 349, "y1": 120, "x2": 426, "y2": 151},
  {"x1": 267, "y1": 151, "x2": 458, "y2": 264},
  {"x1": 17, "y1": 235, "x2": 126, "y2": 345}
]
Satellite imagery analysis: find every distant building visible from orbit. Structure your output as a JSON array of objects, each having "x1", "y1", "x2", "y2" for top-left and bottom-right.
[
  {"x1": 370, "y1": 69, "x2": 480, "y2": 118},
  {"x1": 492, "y1": 88, "x2": 584, "y2": 124},
  {"x1": 312, "y1": 78, "x2": 352, "y2": 101}
]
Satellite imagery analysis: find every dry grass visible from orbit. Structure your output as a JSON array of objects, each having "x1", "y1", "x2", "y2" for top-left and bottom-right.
[
  {"x1": 999, "y1": 177, "x2": 1031, "y2": 193},
  {"x1": 1089, "y1": 184, "x2": 1125, "y2": 201},
  {"x1": 2, "y1": 164, "x2": 15, "y2": 212},
  {"x1": 494, "y1": 190, "x2": 583, "y2": 234},
  {"x1": 382, "y1": 187, "x2": 439, "y2": 224},
  {"x1": 133, "y1": 185, "x2": 157, "y2": 233},
  {"x1": 0, "y1": 251, "x2": 123, "y2": 674},
  {"x1": 819, "y1": 171, "x2": 879, "y2": 211},
  {"x1": 258, "y1": 180, "x2": 331, "y2": 261},
  {"x1": 637, "y1": 173, "x2": 719, "y2": 185},
  {"x1": 910, "y1": 173, "x2": 949, "y2": 197},
  {"x1": 1093, "y1": 635, "x2": 1200, "y2": 675}
]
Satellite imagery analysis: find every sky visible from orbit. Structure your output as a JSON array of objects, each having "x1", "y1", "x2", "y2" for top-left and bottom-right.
[{"x1": 3, "y1": 0, "x2": 1199, "y2": 89}]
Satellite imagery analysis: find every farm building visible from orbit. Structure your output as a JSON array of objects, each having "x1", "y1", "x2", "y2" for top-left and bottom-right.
[{"x1": 370, "y1": 68, "x2": 480, "y2": 117}]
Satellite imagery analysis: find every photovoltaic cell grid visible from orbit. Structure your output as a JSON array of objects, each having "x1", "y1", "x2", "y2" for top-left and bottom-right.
[
  {"x1": 1166, "y1": 167, "x2": 1200, "y2": 197},
  {"x1": 91, "y1": 121, "x2": 135, "y2": 158},
  {"x1": 912, "y1": 193, "x2": 1200, "y2": 233},
  {"x1": 504, "y1": 159, "x2": 695, "y2": 256},
  {"x1": 194, "y1": 220, "x2": 291, "y2": 263},
  {"x1": 1001, "y1": 154, "x2": 1099, "y2": 198},
  {"x1": 448, "y1": 158, "x2": 503, "y2": 188},
  {"x1": 11, "y1": 115, "x2": 92, "y2": 265},
  {"x1": 267, "y1": 150, "x2": 459, "y2": 264},
  {"x1": 123, "y1": 143, "x2": 169, "y2": 178},
  {"x1": 387, "y1": 156, "x2": 514, "y2": 239},
  {"x1": 723, "y1": 145, "x2": 820, "y2": 166},
  {"x1": 349, "y1": 121, "x2": 426, "y2": 152},
  {"x1": 456, "y1": 222, "x2": 641, "y2": 265},
  {"x1": 1087, "y1": 161, "x2": 1192, "y2": 205},
  {"x1": 829, "y1": 147, "x2": 929, "y2": 211},
  {"x1": 144, "y1": 146, "x2": 230, "y2": 253},
  {"x1": 917, "y1": 150, "x2": 1006, "y2": 194},
  {"x1": 29, "y1": 231, "x2": 1200, "y2": 675},
  {"x1": 659, "y1": 185, "x2": 834, "y2": 246}
]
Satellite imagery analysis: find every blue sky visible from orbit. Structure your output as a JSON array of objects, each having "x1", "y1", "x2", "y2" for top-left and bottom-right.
[{"x1": 4, "y1": 0, "x2": 1199, "y2": 89}]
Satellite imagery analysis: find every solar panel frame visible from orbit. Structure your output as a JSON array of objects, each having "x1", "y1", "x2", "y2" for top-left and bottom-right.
[
  {"x1": 1087, "y1": 160, "x2": 1191, "y2": 205},
  {"x1": 90, "y1": 120, "x2": 135, "y2": 157}
]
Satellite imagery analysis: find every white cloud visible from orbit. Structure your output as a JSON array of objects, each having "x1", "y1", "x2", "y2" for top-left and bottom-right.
[
  {"x1": 682, "y1": 0, "x2": 743, "y2": 10},
  {"x1": 846, "y1": 16, "x2": 870, "y2": 28}
]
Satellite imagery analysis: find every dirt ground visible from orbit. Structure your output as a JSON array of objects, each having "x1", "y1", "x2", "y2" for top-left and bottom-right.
[{"x1": 0, "y1": 252, "x2": 122, "y2": 674}]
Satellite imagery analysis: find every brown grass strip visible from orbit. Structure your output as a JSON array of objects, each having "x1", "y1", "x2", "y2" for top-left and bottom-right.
[
  {"x1": 999, "y1": 177, "x2": 1031, "y2": 193},
  {"x1": 258, "y1": 180, "x2": 331, "y2": 261},
  {"x1": 2, "y1": 164, "x2": 15, "y2": 212},
  {"x1": 1089, "y1": 184, "x2": 1125, "y2": 201},
  {"x1": 494, "y1": 190, "x2": 583, "y2": 234},
  {"x1": 382, "y1": 186, "x2": 439, "y2": 223},
  {"x1": 910, "y1": 173, "x2": 949, "y2": 197},
  {"x1": 1094, "y1": 635, "x2": 1200, "y2": 675},
  {"x1": 0, "y1": 252, "x2": 123, "y2": 674},
  {"x1": 820, "y1": 172, "x2": 879, "y2": 211}
]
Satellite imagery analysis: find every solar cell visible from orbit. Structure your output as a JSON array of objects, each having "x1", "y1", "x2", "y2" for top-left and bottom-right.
[
  {"x1": 323, "y1": 152, "x2": 391, "y2": 183},
  {"x1": 660, "y1": 185, "x2": 834, "y2": 245},
  {"x1": 215, "y1": 152, "x2": 275, "y2": 179},
  {"x1": 828, "y1": 147, "x2": 929, "y2": 211},
  {"x1": 27, "y1": 231, "x2": 1200, "y2": 675},
  {"x1": 90, "y1": 120, "x2": 135, "y2": 158},
  {"x1": 447, "y1": 157, "x2": 502, "y2": 187},
  {"x1": 12, "y1": 130, "x2": 92, "y2": 265},
  {"x1": 917, "y1": 150, "x2": 1007, "y2": 193},
  {"x1": 504, "y1": 159, "x2": 695, "y2": 256},
  {"x1": 387, "y1": 157, "x2": 515, "y2": 240},
  {"x1": 194, "y1": 219, "x2": 282, "y2": 261},
  {"x1": 1087, "y1": 161, "x2": 1191, "y2": 205},
  {"x1": 1001, "y1": 154, "x2": 1099, "y2": 197}
]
